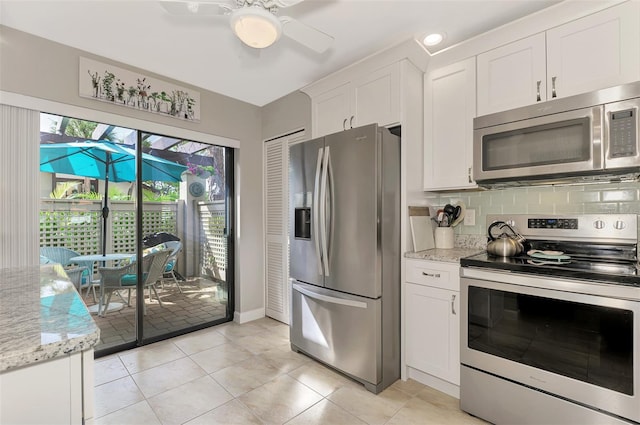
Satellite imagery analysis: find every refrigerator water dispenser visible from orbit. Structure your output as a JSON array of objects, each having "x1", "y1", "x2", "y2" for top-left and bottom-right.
[{"x1": 294, "y1": 207, "x2": 311, "y2": 239}]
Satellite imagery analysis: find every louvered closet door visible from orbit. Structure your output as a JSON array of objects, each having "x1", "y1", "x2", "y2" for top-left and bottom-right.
[{"x1": 264, "y1": 131, "x2": 306, "y2": 324}]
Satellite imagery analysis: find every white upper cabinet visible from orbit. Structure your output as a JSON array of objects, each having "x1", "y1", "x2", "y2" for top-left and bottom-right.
[
  {"x1": 312, "y1": 83, "x2": 352, "y2": 137},
  {"x1": 309, "y1": 62, "x2": 401, "y2": 137},
  {"x1": 424, "y1": 57, "x2": 477, "y2": 191},
  {"x1": 477, "y1": 33, "x2": 547, "y2": 116},
  {"x1": 477, "y1": 1, "x2": 640, "y2": 116},
  {"x1": 352, "y1": 63, "x2": 401, "y2": 129},
  {"x1": 546, "y1": 1, "x2": 640, "y2": 100}
]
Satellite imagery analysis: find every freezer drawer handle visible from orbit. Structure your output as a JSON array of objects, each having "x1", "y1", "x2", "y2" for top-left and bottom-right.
[
  {"x1": 422, "y1": 272, "x2": 441, "y2": 278},
  {"x1": 293, "y1": 283, "x2": 368, "y2": 309}
]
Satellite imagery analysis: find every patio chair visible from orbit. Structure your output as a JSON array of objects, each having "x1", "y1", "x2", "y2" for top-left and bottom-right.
[
  {"x1": 63, "y1": 266, "x2": 88, "y2": 292},
  {"x1": 39, "y1": 246, "x2": 97, "y2": 301},
  {"x1": 161, "y1": 240, "x2": 184, "y2": 293},
  {"x1": 98, "y1": 249, "x2": 172, "y2": 316}
]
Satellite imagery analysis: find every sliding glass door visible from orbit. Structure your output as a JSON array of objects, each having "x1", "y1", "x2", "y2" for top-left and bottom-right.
[
  {"x1": 39, "y1": 113, "x2": 234, "y2": 355},
  {"x1": 139, "y1": 132, "x2": 234, "y2": 344}
]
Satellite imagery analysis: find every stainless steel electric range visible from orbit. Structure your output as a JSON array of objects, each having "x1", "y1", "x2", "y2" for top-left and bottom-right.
[{"x1": 460, "y1": 214, "x2": 640, "y2": 425}]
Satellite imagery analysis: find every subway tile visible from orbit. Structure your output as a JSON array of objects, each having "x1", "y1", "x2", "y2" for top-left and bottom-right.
[
  {"x1": 568, "y1": 191, "x2": 600, "y2": 203},
  {"x1": 554, "y1": 203, "x2": 584, "y2": 214},
  {"x1": 618, "y1": 202, "x2": 640, "y2": 214},
  {"x1": 527, "y1": 203, "x2": 552, "y2": 214},
  {"x1": 490, "y1": 191, "x2": 514, "y2": 207},
  {"x1": 601, "y1": 190, "x2": 637, "y2": 202},
  {"x1": 584, "y1": 202, "x2": 619, "y2": 214},
  {"x1": 539, "y1": 190, "x2": 569, "y2": 205}
]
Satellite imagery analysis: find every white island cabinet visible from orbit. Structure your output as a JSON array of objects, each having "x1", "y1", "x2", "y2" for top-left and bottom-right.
[
  {"x1": 404, "y1": 258, "x2": 461, "y2": 397},
  {"x1": 477, "y1": 1, "x2": 640, "y2": 116},
  {"x1": 0, "y1": 265, "x2": 99, "y2": 425}
]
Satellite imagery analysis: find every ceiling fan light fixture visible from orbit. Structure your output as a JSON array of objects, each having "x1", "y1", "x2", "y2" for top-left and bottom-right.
[
  {"x1": 230, "y1": 7, "x2": 282, "y2": 49},
  {"x1": 423, "y1": 32, "x2": 444, "y2": 46}
]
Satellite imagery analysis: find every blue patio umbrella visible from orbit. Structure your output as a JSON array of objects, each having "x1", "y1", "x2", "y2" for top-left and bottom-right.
[{"x1": 40, "y1": 141, "x2": 188, "y2": 254}]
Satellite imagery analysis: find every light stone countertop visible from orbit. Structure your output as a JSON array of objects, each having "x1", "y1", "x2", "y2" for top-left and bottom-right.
[
  {"x1": 405, "y1": 234, "x2": 487, "y2": 263},
  {"x1": 405, "y1": 247, "x2": 485, "y2": 263},
  {"x1": 0, "y1": 264, "x2": 100, "y2": 372}
]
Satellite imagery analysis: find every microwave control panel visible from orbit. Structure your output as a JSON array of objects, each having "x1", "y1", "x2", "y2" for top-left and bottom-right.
[{"x1": 609, "y1": 108, "x2": 637, "y2": 158}]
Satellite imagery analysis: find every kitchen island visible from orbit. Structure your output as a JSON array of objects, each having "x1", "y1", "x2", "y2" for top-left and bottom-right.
[{"x1": 0, "y1": 264, "x2": 100, "y2": 424}]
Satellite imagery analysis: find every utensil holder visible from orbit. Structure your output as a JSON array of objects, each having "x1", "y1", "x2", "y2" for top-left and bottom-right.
[{"x1": 435, "y1": 227, "x2": 454, "y2": 249}]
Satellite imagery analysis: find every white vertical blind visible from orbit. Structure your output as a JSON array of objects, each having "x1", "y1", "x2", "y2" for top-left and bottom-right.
[
  {"x1": 0, "y1": 104, "x2": 40, "y2": 268},
  {"x1": 264, "y1": 130, "x2": 306, "y2": 324}
]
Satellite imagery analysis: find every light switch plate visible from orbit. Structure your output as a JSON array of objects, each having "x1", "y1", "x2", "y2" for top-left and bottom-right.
[{"x1": 464, "y1": 209, "x2": 476, "y2": 226}]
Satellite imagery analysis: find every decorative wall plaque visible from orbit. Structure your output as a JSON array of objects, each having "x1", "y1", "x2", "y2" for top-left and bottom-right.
[{"x1": 79, "y1": 57, "x2": 200, "y2": 122}]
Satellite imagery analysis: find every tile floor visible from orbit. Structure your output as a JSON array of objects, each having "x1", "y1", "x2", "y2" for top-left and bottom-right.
[{"x1": 94, "y1": 317, "x2": 488, "y2": 425}]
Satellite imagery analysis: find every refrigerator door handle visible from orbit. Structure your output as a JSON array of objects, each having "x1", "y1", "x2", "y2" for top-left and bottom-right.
[
  {"x1": 293, "y1": 283, "x2": 368, "y2": 309},
  {"x1": 327, "y1": 147, "x2": 335, "y2": 274},
  {"x1": 320, "y1": 146, "x2": 331, "y2": 276},
  {"x1": 313, "y1": 147, "x2": 324, "y2": 276}
]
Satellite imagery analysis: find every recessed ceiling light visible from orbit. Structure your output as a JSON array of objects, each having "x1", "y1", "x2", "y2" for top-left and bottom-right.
[{"x1": 423, "y1": 33, "x2": 444, "y2": 46}]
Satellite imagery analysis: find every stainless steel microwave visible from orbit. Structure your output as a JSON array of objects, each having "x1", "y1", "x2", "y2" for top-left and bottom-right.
[{"x1": 473, "y1": 81, "x2": 640, "y2": 187}]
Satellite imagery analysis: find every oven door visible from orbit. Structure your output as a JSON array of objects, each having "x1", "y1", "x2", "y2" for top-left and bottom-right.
[
  {"x1": 473, "y1": 106, "x2": 603, "y2": 183},
  {"x1": 461, "y1": 271, "x2": 639, "y2": 423}
]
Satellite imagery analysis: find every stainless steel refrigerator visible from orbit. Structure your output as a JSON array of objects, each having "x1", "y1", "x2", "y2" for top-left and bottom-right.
[{"x1": 289, "y1": 123, "x2": 400, "y2": 394}]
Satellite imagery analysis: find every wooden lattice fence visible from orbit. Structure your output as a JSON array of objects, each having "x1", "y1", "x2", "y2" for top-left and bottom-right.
[{"x1": 40, "y1": 199, "x2": 178, "y2": 256}]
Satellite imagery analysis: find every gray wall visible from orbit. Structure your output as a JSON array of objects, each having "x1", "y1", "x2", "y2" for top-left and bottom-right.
[
  {"x1": 0, "y1": 25, "x2": 266, "y2": 320},
  {"x1": 261, "y1": 91, "x2": 311, "y2": 140}
]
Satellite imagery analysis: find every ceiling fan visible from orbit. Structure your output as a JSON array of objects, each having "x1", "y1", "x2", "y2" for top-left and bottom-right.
[{"x1": 159, "y1": 0, "x2": 334, "y2": 53}]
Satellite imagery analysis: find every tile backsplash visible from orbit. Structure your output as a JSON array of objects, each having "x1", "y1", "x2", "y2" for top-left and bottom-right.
[{"x1": 425, "y1": 181, "x2": 640, "y2": 236}]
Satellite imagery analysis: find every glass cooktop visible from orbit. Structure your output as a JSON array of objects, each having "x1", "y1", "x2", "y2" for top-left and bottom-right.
[{"x1": 461, "y1": 251, "x2": 640, "y2": 287}]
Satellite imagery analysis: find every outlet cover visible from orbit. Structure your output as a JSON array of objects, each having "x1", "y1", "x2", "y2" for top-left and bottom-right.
[{"x1": 464, "y1": 209, "x2": 476, "y2": 226}]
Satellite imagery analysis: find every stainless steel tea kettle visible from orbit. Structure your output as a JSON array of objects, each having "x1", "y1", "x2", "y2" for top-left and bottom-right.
[{"x1": 486, "y1": 221, "x2": 526, "y2": 257}]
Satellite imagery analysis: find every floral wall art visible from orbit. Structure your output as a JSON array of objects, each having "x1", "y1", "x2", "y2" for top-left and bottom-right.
[{"x1": 79, "y1": 57, "x2": 200, "y2": 122}]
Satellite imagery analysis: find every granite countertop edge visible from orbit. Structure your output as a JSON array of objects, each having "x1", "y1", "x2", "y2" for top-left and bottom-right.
[
  {"x1": 405, "y1": 247, "x2": 485, "y2": 263},
  {"x1": 0, "y1": 331, "x2": 101, "y2": 372},
  {"x1": 0, "y1": 265, "x2": 101, "y2": 373}
]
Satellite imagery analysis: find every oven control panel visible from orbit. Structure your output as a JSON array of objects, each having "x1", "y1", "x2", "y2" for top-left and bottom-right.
[
  {"x1": 487, "y1": 214, "x2": 638, "y2": 243},
  {"x1": 528, "y1": 218, "x2": 578, "y2": 229}
]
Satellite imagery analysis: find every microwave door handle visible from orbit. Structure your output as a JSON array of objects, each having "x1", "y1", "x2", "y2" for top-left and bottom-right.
[{"x1": 313, "y1": 147, "x2": 324, "y2": 276}]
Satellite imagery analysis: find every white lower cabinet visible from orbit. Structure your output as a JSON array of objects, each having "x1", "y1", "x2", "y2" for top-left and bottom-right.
[
  {"x1": 404, "y1": 259, "x2": 460, "y2": 397},
  {"x1": 0, "y1": 350, "x2": 94, "y2": 425}
]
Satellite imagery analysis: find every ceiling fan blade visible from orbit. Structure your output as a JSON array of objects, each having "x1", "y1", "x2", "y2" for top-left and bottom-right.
[
  {"x1": 159, "y1": 1, "x2": 234, "y2": 16},
  {"x1": 271, "y1": 0, "x2": 306, "y2": 7},
  {"x1": 280, "y1": 16, "x2": 333, "y2": 53}
]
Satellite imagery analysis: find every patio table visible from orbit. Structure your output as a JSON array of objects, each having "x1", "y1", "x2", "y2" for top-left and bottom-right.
[{"x1": 70, "y1": 253, "x2": 134, "y2": 315}]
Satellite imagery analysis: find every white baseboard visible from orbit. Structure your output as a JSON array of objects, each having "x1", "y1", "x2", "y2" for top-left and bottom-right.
[
  {"x1": 406, "y1": 366, "x2": 460, "y2": 399},
  {"x1": 233, "y1": 308, "x2": 265, "y2": 324}
]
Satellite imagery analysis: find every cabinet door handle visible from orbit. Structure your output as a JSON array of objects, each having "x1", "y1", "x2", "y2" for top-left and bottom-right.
[
  {"x1": 536, "y1": 80, "x2": 541, "y2": 102},
  {"x1": 343, "y1": 118, "x2": 347, "y2": 130},
  {"x1": 422, "y1": 272, "x2": 441, "y2": 278},
  {"x1": 349, "y1": 115, "x2": 354, "y2": 128},
  {"x1": 468, "y1": 167, "x2": 472, "y2": 183},
  {"x1": 451, "y1": 294, "x2": 457, "y2": 315},
  {"x1": 551, "y1": 76, "x2": 557, "y2": 98}
]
